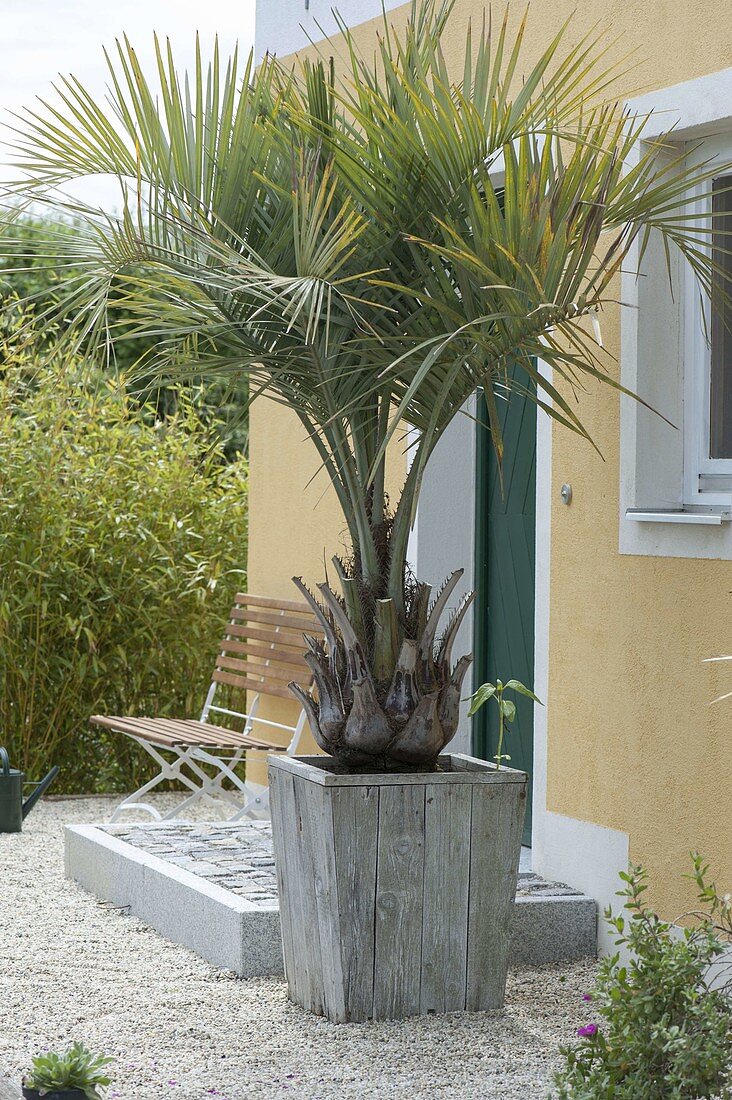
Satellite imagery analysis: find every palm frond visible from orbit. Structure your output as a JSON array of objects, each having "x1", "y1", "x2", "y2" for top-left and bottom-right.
[{"x1": 3, "y1": 2, "x2": 729, "y2": 599}]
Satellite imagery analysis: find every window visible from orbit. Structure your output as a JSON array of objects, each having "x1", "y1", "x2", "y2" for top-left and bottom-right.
[
  {"x1": 710, "y1": 176, "x2": 732, "y2": 459},
  {"x1": 684, "y1": 138, "x2": 732, "y2": 506},
  {"x1": 620, "y1": 67, "x2": 732, "y2": 558}
]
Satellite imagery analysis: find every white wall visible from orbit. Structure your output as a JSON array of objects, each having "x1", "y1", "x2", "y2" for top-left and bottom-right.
[
  {"x1": 255, "y1": 0, "x2": 404, "y2": 61},
  {"x1": 412, "y1": 400, "x2": 477, "y2": 755}
]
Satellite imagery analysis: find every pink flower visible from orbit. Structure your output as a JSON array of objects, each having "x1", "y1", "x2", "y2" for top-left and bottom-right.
[
  {"x1": 582, "y1": 993, "x2": 592, "y2": 1002},
  {"x1": 576, "y1": 1023, "x2": 598, "y2": 1038}
]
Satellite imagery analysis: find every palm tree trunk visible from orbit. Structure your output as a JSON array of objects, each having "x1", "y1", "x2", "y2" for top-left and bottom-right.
[{"x1": 292, "y1": 428, "x2": 473, "y2": 769}]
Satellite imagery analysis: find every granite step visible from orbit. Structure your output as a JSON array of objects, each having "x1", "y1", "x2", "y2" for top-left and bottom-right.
[{"x1": 65, "y1": 819, "x2": 597, "y2": 979}]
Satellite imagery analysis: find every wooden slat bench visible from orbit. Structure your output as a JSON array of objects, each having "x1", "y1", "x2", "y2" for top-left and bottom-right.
[{"x1": 91, "y1": 593, "x2": 320, "y2": 822}]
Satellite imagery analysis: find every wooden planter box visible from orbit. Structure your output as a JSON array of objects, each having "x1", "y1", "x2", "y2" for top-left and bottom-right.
[{"x1": 268, "y1": 753, "x2": 527, "y2": 1023}]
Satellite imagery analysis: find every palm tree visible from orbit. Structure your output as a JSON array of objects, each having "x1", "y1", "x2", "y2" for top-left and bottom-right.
[{"x1": 4, "y1": 1, "x2": 723, "y2": 768}]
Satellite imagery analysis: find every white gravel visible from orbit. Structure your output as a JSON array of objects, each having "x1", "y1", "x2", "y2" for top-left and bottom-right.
[{"x1": 0, "y1": 796, "x2": 597, "y2": 1100}]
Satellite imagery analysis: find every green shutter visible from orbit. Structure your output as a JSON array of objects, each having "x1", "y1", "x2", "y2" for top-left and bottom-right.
[{"x1": 473, "y1": 374, "x2": 536, "y2": 845}]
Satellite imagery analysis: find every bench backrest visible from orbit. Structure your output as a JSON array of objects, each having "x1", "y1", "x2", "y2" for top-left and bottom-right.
[{"x1": 212, "y1": 592, "x2": 321, "y2": 703}]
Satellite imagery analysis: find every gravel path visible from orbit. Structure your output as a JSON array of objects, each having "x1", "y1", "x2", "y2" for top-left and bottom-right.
[{"x1": 0, "y1": 797, "x2": 597, "y2": 1100}]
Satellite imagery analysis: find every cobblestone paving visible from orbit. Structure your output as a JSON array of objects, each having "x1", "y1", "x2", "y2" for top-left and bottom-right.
[
  {"x1": 516, "y1": 874, "x2": 583, "y2": 898},
  {"x1": 103, "y1": 821, "x2": 278, "y2": 907},
  {"x1": 103, "y1": 820, "x2": 580, "y2": 904}
]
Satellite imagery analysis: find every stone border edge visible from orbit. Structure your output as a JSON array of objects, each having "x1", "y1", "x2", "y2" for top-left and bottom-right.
[
  {"x1": 64, "y1": 824, "x2": 282, "y2": 979},
  {"x1": 65, "y1": 825, "x2": 598, "y2": 977}
]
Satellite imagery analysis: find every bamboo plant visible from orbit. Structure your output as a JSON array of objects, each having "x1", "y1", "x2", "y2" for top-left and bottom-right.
[{"x1": 4, "y1": 1, "x2": 725, "y2": 768}]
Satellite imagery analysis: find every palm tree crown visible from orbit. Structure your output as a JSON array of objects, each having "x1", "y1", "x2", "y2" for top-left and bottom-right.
[{"x1": 4, "y1": 1, "x2": 723, "y2": 766}]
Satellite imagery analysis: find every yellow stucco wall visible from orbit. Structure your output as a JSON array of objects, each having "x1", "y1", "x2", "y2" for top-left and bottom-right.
[
  {"x1": 249, "y1": 0, "x2": 732, "y2": 915},
  {"x1": 247, "y1": 399, "x2": 406, "y2": 775}
]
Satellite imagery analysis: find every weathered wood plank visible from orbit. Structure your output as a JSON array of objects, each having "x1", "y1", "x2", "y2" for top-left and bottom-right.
[
  {"x1": 420, "y1": 782, "x2": 472, "y2": 1013},
  {"x1": 235, "y1": 592, "x2": 317, "y2": 614},
  {"x1": 297, "y1": 780, "x2": 346, "y2": 1022},
  {"x1": 212, "y1": 669, "x2": 298, "y2": 699},
  {"x1": 446, "y1": 753, "x2": 488, "y2": 772},
  {"x1": 268, "y1": 768, "x2": 298, "y2": 992},
  {"x1": 331, "y1": 785, "x2": 379, "y2": 1021},
  {"x1": 0, "y1": 1077, "x2": 20, "y2": 1100},
  {"x1": 214, "y1": 655, "x2": 304, "y2": 683},
  {"x1": 289, "y1": 776, "x2": 328, "y2": 1016},
  {"x1": 373, "y1": 784, "x2": 426, "y2": 1019},
  {"x1": 229, "y1": 606, "x2": 319, "y2": 631},
  {"x1": 218, "y1": 638, "x2": 310, "y2": 669},
  {"x1": 271, "y1": 754, "x2": 526, "y2": 786},
  {"x1": 466, "y1": 781, "x2": 527, "y2": 1011},
  {"x1": 269, "y1": 767, "x2": 311, "y2": 1011},
  {"x1": 224, "y1": 621, "x2": 308, "y2": 646}
]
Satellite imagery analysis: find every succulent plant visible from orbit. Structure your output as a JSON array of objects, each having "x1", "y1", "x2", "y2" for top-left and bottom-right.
[{"x1": 24, "y1": 1042, "x2": 113, "y2": 1099}]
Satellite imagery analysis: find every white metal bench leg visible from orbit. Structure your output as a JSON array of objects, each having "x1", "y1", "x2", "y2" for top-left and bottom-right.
[
  {"x1": 191, "y1": 746, "x2": 248, "y2": 794},
  {"x1": 111, "y1": 741, "x2": 200, "y2": 822},
  {"x1": 223, "y1": 706, "x2": 307, "y2": 821},
  {"x1": 191, "y1": 740, "x2": 284, "y2": 821},
  {"x1": 227, "y1": 781, "x2": 270, "y2": 820},
  {"x1": 111, "y1": 798, "x2": 163, "y2": 823},
  {"x1": 151, "y1": 742, "x2": 258, "y2": 821},
  {"x1": 111, "y1": 739, "x2": 232, "y2": 822},
  {"x1": 158, "y1": 747, "x2": 244, "y2": 819}
]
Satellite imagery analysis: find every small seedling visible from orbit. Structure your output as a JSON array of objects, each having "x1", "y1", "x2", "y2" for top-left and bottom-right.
[
  {"x1": 467, "y1": 678, "x2": 542, "y2": 769},
  {"x1": 24, "y1": 1042, "x2": 113, "y2": 1099}
]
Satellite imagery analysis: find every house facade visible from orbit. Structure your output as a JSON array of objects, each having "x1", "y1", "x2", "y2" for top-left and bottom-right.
[{"x1": 251, "y1": 0, "x2": 732, "y2": 946}]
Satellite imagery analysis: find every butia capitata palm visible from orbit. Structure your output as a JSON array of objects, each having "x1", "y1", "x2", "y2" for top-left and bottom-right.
[{"x1": 4, "y1": 2, "x2": 724, "y2": 767}]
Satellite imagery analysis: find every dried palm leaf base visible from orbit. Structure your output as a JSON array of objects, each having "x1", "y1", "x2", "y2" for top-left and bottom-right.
[{"x1": 290, "y1": 566, "x2": 474, "y2": 771}]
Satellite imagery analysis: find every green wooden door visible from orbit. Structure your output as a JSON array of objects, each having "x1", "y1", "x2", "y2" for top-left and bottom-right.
[{"x1": 473, "y1": 378, "x2": 536, "y2": 845}]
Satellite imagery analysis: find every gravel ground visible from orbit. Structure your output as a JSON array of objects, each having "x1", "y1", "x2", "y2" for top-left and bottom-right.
[{"x1": 0, "y1": 796, "x2": 597, "y2": 1100}]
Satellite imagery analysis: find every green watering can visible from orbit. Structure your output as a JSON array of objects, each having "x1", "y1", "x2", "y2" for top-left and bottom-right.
[{"x1": 0, "y1": 747, "x2": 59, "y2": 832}]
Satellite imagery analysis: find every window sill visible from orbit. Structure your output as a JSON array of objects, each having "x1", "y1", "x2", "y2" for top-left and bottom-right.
[{"x1": 625, "y1": 509, "x2": 730, "y2": 525}]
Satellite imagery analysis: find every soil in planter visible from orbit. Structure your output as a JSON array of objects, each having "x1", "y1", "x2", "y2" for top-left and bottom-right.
[
  {"x1": 22, "y1": 1088, "x2": 87, "y2": 1099},
  {"x1": 314, "y1": 756, "x2": 497, "y2": 777},
  {"x1": 316, "y1": 760, "x2": 446, "y2": 776}
]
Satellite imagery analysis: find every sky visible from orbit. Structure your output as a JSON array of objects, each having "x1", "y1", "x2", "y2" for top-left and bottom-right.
[{"x1": 0, "y1": 0, "x2": 256, "y2": 204}]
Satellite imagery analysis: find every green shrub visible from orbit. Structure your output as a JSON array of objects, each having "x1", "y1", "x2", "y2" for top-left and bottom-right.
[
  {"x1": 553, "y1": 859, "x2": 732, "y2": 1100},
  {"x1": 1, "y1": 215, "x2": 249, "y2": 460},
  {"x1": 0, "y1": 333, "x2": 247, "y2": 793}
]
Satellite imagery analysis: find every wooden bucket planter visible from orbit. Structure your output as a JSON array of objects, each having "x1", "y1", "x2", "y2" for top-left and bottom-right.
[{"x1": 268, "y1": 753, "x2": 527, "y2": 1023}]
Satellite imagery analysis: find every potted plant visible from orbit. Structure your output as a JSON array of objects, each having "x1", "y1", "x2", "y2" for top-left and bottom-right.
[
  {"x1": 22, "y1": 1043, "x2": 113, "y2": 1099},
  {"x1": 7, "y1": 1, "x2": 724, "y2": 1022}
]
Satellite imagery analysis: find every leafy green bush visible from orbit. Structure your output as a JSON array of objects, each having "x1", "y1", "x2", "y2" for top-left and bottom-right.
[
  {"x1": 0, "y1": 330, "x2": 247, "y2": 793},
  {"x1": 1, "y1": 214, "x2": 249, "y2": 460},
  {"x1": 554, "y1": 859, "x2": 732, "y2": 1100},
  {"x1": 24, "y1": 1042, "x2": 113, "y2": 1099}
]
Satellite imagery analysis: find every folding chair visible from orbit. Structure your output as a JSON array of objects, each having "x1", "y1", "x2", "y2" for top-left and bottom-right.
[{"x1": 91, "y1": 593, "x2": 321, "y2": 822}]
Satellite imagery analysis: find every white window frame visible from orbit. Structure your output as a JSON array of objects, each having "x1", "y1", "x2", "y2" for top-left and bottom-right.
[
  {"x1": 620, "y1": 66, "x2": 732, "y2": 559},
  {"x1": 683, "y1": 134, "x2": 732, "y2": 506}
]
